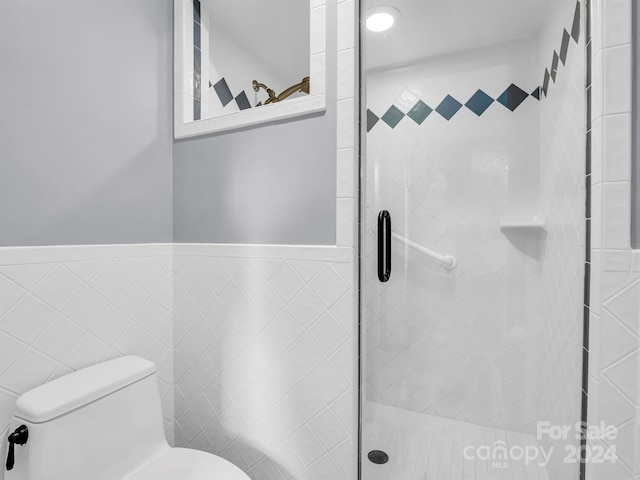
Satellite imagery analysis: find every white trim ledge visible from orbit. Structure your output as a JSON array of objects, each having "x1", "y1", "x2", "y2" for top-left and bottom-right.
[
  {"x1": 173, "y1": 243, "x2": 352, "y2": 262},
  {"x1": 175, "y1": 95, "x2": 327, "y2": 139},
  {"x1": 0, "y1": 244, "x2": 174, "y2": 265}
]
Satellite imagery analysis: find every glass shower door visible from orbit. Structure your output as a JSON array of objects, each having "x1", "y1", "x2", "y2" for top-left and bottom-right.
[{"x1": 361, "y1": 1, "x2": 587, "y2": 479}]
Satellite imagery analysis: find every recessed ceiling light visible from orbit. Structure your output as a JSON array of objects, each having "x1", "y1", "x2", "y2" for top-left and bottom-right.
[{"x1": 366, "y1": 6, "x2": 399, "y2": 33}]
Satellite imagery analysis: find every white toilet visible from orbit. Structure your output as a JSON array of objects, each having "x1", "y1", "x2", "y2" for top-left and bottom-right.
[{"x1": 4, "y1": 356, "x2": 250, "y2": 480}]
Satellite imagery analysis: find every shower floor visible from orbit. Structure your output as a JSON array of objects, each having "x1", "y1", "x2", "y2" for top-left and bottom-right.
[{"x1": 362, "y1": 402, "x2": 550, "y2": 480}]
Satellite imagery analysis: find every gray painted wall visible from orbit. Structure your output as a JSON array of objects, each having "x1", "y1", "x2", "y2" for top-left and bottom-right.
[
  {"x1": 0, "y1": 0, "x2": 336, "y2": 247},
  {"x1": 173, "y1": 4, "x2": 337, "y2": 245},
  {"x1": 0, "y1": 0, "x2": 173, "y2": 246}
]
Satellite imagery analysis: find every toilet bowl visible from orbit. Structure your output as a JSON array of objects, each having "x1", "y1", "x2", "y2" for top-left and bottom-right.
[{"x1": 4, "y1": 356, "x2": 250, "y2": 480}]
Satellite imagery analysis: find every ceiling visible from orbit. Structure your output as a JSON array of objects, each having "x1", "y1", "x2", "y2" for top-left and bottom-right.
[
  {"x1": 365, "y1": 0, "x2": 555, "y2": 70},
  {"x1": 203, "y1": 0, "x2": 558, "y2": 78}
]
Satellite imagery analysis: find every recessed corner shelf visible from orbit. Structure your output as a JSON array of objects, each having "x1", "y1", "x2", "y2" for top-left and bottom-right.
[{"x1": 499, "y1": 215, "x2": 548, "y2": 232}]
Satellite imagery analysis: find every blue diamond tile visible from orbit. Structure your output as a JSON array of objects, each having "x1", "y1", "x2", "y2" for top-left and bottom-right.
[
  {"x1": 497, "y1": 84, "x2": 529, "y2": 111},
  {"x1": 407, "y1": 100, "x2": 432, "y2": 125},
  {"x1": 213, "y1": 78, "x2": 233, "y2": 107},
  {"x1": 550, "y1": 51, "x2": 559, "y2": 82},
  {"x1": 381, "y1": 105, "x2": 405, "y2": 128},
  {"x1": 531, "y1": 87, "x2": 541, "y2": 100},
  {"x1": 560, "y1": 29, "x2": 571, "y2": 65},
  {"x1": 435, "y1": 95, "x2": 463, "y2": 120},
  {"x1": 235, "y1": 91, "x2": 251, "y2": 110},
  {"x1": 367, "y1": 109, "x2": 380, "y2": 131},
  {"x1": 543, "y1": 69, "x2": 550, "y2": 97},
  {"x1": 571, "y1": 1, "x2": 580, "y2": 42},
  {"x1": 465, "y1": 90, "x2": 494, "y2": 116}
]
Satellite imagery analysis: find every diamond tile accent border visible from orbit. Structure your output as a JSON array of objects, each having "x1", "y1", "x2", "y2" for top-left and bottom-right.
[
  {"x1": 366, "y1": 0, "x2": 582, "y2": 131},
  {"x1": 406, "y1": 100, "x2": 432, "y2": 124},
  {"x1": 497, "y1": 83, "x2": 529, "y2": 111},
  {"x1": 465, "y1": 89, "x2": 494, "y2": 116},
  {"x1": 211, "y1": 76, "x2": 255, "y2": 111},
  {"x1": 435, "y1": 94, "x2": 463, "y2": 120},
  {"x1": 367, "y1": 109, "x2": 379, "y2": 132},
  {"x1": 0, "y1": 244, "x2": 175, "y2": 453},
  {"x1": 234, "y1": 91, "x2": 251, "y2": 111},
  {"x1": 367, "y1": 84, "x2": 536, "y2": 131},
  {"x1": 213, "y1": 78, "x2": 234, "y2": 107},
  {"x1": 380, "y1": 105, "x2": 404, "y2": 128}
]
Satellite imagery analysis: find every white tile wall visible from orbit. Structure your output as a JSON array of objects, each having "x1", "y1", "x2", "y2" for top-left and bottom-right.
[
  {"x1": 0, "y1": 244, "x2": 358, "y2": 480},
  {"x1": 364, "y1": 36, "x2": 546, "y2": 432},
  {"x1": 0, "y1": 244, "x2": 175, "y2": 480},
  {"x1": 172, "y1": 244, "x2": 357, "y2": 480},
  {"x1": 588, "y1": 0, "x2": 639, "y2": 479},
  {"x1": 536, "y1": 2, "x2": 587, "y2": 479}
]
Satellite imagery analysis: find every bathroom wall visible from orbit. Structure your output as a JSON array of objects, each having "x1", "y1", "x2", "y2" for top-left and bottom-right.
[
  {"x1": 535, "y1": 2, "x2": 587, "y2": 478},
  {"x1": 0, "y1": 0, "x2": 174, "y2": 247},
  {"x1": 171, "y1": 2, "x2": 360, "y2": 479},
  {"x1": 172, "y1": 1, "x2": 338, "y2": 246},
  {"x1": 587, "y1": 0, "x2": 639, "y2": 478},
  {"x1": 0, "y1": 1, "x2": 176, "y2": 477},
  {"x1": 0, "y1": 3, "x2": 358, "y2": 480},
  {"x1": 364, "y1": 36, "x2": 544, "y2": 432},
  {"x1": 172, "y1": 245, "x2": 356, "y2": 480},
  {"x1": 0, "y1": 245, "x2": 175, "y2": 480}
]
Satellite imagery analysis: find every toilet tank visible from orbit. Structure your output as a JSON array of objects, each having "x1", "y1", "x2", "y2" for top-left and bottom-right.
[{"x1": 5, "y1": 356, "x2": 169, "y2": 480}]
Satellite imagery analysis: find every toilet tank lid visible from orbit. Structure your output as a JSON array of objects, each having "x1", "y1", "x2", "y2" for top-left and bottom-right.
[{"x1": 14, "y1": 356, "x2": 156, "y2": 424}]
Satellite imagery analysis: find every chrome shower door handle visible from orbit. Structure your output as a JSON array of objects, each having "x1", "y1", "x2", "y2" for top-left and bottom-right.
[{"x1": 378, "y1": 210, "x2": 391, "y2": 282}]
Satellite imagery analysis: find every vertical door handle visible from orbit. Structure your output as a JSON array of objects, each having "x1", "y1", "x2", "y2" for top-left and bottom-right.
[{"x1": 378, "y1": 210, "x2": 391, "y2": 282}]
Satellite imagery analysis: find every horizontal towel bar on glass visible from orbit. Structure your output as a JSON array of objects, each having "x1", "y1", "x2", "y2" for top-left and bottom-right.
[{"x1": 391, "y1": 233, "x2": 457, "y2": 270}]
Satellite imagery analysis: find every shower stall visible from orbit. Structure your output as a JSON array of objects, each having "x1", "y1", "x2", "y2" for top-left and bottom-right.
[{"x1": 359, "y1": 1, "x2": 588, "y2": 479}]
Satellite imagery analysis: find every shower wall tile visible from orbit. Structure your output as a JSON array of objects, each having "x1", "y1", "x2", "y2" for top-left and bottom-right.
[
  {"x1": 364, "y1": 35, "x2": 544, "y2": 432},
  {"x1": 0, "y1": 244, "x2": 175, "y2": 480},
  {"x1": 535, "y1": 4, "x2": 587, "y2": 480},
  {"x1": 172, "y1": 244, "x2": 357, "y2": 480},
  {"x1": 588, "y1": 0, "x2": 639, "y2": 478},
  {"x1": 364, "y1": 3, "x2": 587, "y2": 479}
]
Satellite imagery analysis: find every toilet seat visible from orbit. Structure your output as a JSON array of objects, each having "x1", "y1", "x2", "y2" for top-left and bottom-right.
[{"x1": 125, "y1": 448, "x2": 251, "y2": 480}]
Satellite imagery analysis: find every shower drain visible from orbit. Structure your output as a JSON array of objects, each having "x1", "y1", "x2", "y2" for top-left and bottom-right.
[{"x1": 368, "y1": 450, "x2": 389, "y2": 465}]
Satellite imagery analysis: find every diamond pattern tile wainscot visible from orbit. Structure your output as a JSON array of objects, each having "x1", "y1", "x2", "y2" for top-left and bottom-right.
[
  {"x1": 173, "y1": 252, "x2": 356, "y2": 480},
  {"x1": 0, "y1": 246, "x2": 175, "y2": 449}
]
